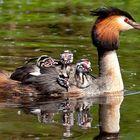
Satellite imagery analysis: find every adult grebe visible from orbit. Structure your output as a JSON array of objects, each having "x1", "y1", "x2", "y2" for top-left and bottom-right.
[
  {"x1": 68, "y1": 7, "x2": 140, "y2": 96},
  {"x1": 89, "y1": 7, "x2": 140, "y2": 134}
]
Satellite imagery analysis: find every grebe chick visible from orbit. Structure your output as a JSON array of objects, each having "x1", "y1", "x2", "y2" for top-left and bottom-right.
[
  {"x1": 60, "y1": 50, "x2": 73, "y2": 65},
  {"x1": 35, "y1": 55, "x2": 59, "y2": 74},
  {"x1": 10, "y1": 55, "x2": 56, "y2": 82},
  {"x1": 75, "y1": 59, "x2": 92, "y2": 88},
  {"x1": 59, "y1": 50, "x2": 74, "y2": 77},
  {"x1": 76, "y1": 59, "x2": 91, "y2": 74},
  {"x1": 36, "y1": 55, "x2": 59, "y2": 68}
]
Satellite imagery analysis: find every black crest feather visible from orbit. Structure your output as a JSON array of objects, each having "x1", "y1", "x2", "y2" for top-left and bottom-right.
[
  {"x1": 91, "y1": 7, "x2": 135, "y2": 52},
  {"x1": 90, "y1": 7, "x2": 135, "y2": 21}
]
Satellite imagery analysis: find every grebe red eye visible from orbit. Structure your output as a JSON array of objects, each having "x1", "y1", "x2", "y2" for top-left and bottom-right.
[{"x1": 124, "y1": 18, "x2": 128, "y2": 22}]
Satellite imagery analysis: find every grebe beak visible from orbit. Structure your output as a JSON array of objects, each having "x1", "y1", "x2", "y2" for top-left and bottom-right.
[{"x1": 127, "y1": 19, "x2": 140, "y2": 29}]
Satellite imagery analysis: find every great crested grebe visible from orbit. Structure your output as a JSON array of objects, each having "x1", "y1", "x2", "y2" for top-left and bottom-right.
[
  {"x1": 59, "y1": 50, "x2": 74, "y2": 77},
  {"x1": 62, "y1": 7, "x2": 140, "y2": 97},
  {"x1": 0, "y1": 7, "x2": 140, "y2": 97}
]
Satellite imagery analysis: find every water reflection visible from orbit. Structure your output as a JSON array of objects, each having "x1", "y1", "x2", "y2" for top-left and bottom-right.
[
  {"x1": 94, "y1": 133, "x2": 119, "y2": 140},
  {"x1": 21, "y1": 96, "x2": 94, "y2": 137},
  {"x1": 0, "y1": 90, "x2": 123, "y2": 139}
]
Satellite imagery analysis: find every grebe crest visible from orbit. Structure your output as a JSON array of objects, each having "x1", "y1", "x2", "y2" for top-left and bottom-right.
[{"x1": 91, "y1": 7, "x2": 140, "y2": 51}]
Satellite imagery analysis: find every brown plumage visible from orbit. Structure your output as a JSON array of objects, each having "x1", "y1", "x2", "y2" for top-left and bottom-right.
[
  {"x1": 91, "y1": 7, "x2": 135, "y2": 51},
  {"x1": 0, "y1": 71, "x2": 37, "y2": 98},
  {"x1": 95, "y1": 16, "x2": 120, "y2": 50}
]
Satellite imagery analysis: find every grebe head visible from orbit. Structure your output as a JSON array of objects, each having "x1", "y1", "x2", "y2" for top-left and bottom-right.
[
  {"x1": 91, "y1": 7, "x2": 140, "y2": 51},
  {"x1": 36, "y1": 55, "x2": 55, "y2": 67},
  {"x1": 75, "y1": 59, "x2": 92, "y2": 88},
  {"x1": 60, "y1": 50, "x2": 73, "y2": 65},
  {"x1": 76, "y1": 59, "x2": 91, "y2": 74},
  {"x1": 57, "y1": 74, "x2": 69, "y2": 90}
]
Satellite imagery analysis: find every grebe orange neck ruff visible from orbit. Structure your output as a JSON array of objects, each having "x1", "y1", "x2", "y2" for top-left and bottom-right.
[{"x1": 91, "y1": 7, "x2": 140, "y2": 53}]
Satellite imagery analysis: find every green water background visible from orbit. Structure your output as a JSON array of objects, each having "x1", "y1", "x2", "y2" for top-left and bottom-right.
[{"x1": 0, "y1": 0, "x2": 139, "y2": 139}]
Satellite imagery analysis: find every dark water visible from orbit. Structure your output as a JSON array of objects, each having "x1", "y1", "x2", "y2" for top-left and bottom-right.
[{"x1": 0, "y1": 0, "x2": 139, "y2": 139}]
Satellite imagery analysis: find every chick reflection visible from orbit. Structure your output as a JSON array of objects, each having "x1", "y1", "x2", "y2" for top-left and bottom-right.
[
  {"x1": 23, "y1": 98, "x2": 93, "y2": 137},
  {"x1": 38, "y1": 112, "x2": 54, "y2": 124},
  {"x1": 61, "y1": 102, "x2": 74, "y2": 137},
  {"x1": 76, "y1": 102, "x2": 92, "y2": 129},
  {"x1": 60, "y1": 100, "x2": 93, "y2": 137}
]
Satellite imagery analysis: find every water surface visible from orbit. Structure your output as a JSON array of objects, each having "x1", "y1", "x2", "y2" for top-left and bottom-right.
[{"x1": 0, "y1": 0, "x2": 139, "y2": 140}]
